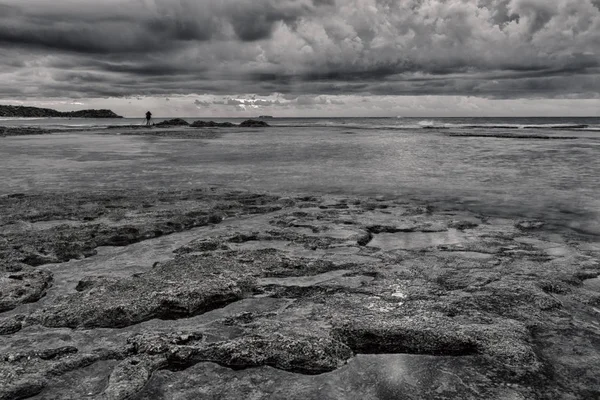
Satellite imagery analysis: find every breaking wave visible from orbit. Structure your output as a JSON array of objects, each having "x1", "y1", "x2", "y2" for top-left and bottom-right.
[{"x1": 277, "y1": 120, "x2": 597, "y2": 132}]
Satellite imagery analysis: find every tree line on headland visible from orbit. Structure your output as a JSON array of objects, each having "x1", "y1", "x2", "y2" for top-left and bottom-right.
[{"x1": 0, "y1": 105, "x2": 122, "y2": 118}]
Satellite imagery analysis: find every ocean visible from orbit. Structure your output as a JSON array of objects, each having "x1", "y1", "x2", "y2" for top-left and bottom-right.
[
  {"x1": 1, "y1": 116, "x2": 600, "y2": 133},
  {"x1": 1, "y1": 116, "x2": 599, "y2": 236}
]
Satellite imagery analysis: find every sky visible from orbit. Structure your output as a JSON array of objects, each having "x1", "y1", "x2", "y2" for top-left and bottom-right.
[{"x1": 0, "y1": 0, "x2": 599, "y2": 117}]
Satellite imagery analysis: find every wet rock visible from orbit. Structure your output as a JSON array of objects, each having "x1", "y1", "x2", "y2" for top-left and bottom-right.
[
  {"x1": 239, "y1": 119, "x2": 270, "y2": 127},
  {"x1": 0, "y1": 127, "x2": 54, "y2": 137},
  {"x1": 188, "y1": 334, "x2": 353, "y2": 374},
  {"x1": 222, "y1": 311, "x2": 260, "y2": 325},
  {"x1": 102, "y1": 356, "x2": 166, "y2": 400},
  {"x1": 331, "y1": 312, "x2": 540, "y2": 378},
  {"x1": 1, "y1": 189, "x2": 600, "y2": 399},
  {"x1": 227, "y1": 232, "x2": 260, "y2": 243},
  {"x1": 516, "y1": 220, "x2": 545, "y2": 231},
  {"x1": 333, "y1": 317, "x2": 478, "y2": 356},
  {"x1": 128, "y1": 332, "x2": 204, "y2": 355},
  {"x1": 32, "y1": 255, "x2": 256, "y2": 329},
  {"x1": 359, "y1": 201, "x2": 389, "y2": 211},
  {"x1": 464, "y1": 280, "x2": 563, "y2": 316},
  {"x1": 366, "y1": 221, "x2": 447, "y2": 234},
  {"x1": 190, "y1": 121, "x2": 235, "y2": 128},
  {"x1": 0, "y1": 348, "x2": 126, "y2": 400},
  {"x1": 318, "y1": 200, "x2": 349, "y2": 209},
  {"x1": 539, "y1": 279, "x2": 575, "y2": 295},
  {"x1": 0, "y1": 376, "x2": 46, "y2": 400},
  {"x1": 448, "y1": 220, "x2": 479, "y2": 230},
  {"x1": 3, "y1": 211, "x2": 224, "y2": 267},
  {"x1": 356, "y1": 231, "x2": 373, "y2": 246},
  {"x1": 34, "y1": 359, "x2": 119, "y2": 399},
  {"x1": 4, "y1": 346, "x2": 79, "y2": 363},
  {"x1": 88, "y1": 331, "x2": 351, "y2": 398},
  {"x1": 154, "y1": 118, "x2": 189, "y2": 127},
  {"x1": 0, "y1": 315, "x2": 23, "y2": 335},
  {"x1": 367, "y1": 224, "x2": 406, "y2": 233},
  {"x1": 0, "y1": 268, "x2": 53, "y2": 312}
]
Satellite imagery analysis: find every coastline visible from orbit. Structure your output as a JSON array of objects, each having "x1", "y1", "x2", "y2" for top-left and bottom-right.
[
  {"x1": 0, "y1": 121, "x2": 266, "y2": 139},
  {"x1": 1, "y1": 187, "x2": 599, "y2": 399}
]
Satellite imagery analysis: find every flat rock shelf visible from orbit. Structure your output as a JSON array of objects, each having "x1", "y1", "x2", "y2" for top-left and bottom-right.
[{"x1": 0, "y1": 188, "x2": 599, "y2": 400}]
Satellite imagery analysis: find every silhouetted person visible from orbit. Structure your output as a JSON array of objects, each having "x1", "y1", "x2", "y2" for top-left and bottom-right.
[{"x1": 145, "y1": 111, "x2": 152, "y2": 126}]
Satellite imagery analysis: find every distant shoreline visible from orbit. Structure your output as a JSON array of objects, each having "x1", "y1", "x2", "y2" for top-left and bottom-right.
[{"x1": 0, "y1": 105, "x2": 122, "y2": 118}]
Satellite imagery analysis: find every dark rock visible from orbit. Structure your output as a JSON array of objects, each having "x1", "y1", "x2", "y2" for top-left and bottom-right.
[
  {"x1": 32, "y1": 254, "x2": 256, "y2": 328},
  {"x1": 0, "y1": 127, "x2": 54, "y2": 137},
  {"x1": 3, "y1": 212, "x2": 224, "y2": 267},
  {"x1": 0, "y1": 348, "x2": 125, "y2": 400},
  {"x1": 0, "y1": 268, "x2": 53, "y2": 312},
  {"x1": 37, "y1": 347, "x2": 79, "y2": 361},
  {"x1": 6, "y1": 193, "x2": 26, "y2": 199},
  {"x1": 0, "y1": 378, "x2": 46, "y2": 400},
  {"x1": 356, "y1": 231, "x2": 373, "y2": 246},
  {"x1": 240, "y1": 119, "x2": 270, "y2": 127},
  {"x1": 448, "y1": 220, "x2": 479, "y2": 230},
  {"x1": 222, "y1": 311, "x2": 258, "y2": 325},
  {"x1": 185, "y1": 334, "x2": 353, "y2": 374},
  {"x1": 127, "y1": 330, "x2": 352, "y2": 375},
  {"x1": 0, "y1": 315, "x2": 24, "y2": 335},
  {"x1": 2, "y1": 189, "x2": 600, "y2": 399},
  {"x1": 154, "y1": 118, "x2": 190, "y2": 127},
  {"x1": 333, "y1": 318, "x2": 478, "y2": 356},
  {"x1": 128, "y1": 332, "x2": 204, "y2": 355},
  {"x1": 103, "y1": 356, "x2": 166, "y2": 399},
  {"x1": 190, "y1": 121, "x2": 235, "y2": 128},
  {"x1": 516, "y1": 220, "x2": 545, "y2": 230},
  {"x1": 367, "y1": 225, "x2": 405, "y2": 234}
]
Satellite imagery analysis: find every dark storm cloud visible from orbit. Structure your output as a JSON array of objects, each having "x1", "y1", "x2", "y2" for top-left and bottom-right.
[
  {"x1": 228, "y1": 1, "x2": 313, "y2": 41},
  {"x1": 0, "y1": 0, "x2": 599, "y2": 100},
  {"x1": 0, "y1": 0, "x2": 319, "y2": 52},
  {"x1": 0, "y1": 3, "x2": 216, "y2": 53}
]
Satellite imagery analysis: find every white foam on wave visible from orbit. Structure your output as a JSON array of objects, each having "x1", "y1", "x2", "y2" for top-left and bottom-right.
[
  {"x1": 277, "y1": 121, "x2": 596, "y2": 131},
  {"x1": 417, "y1": 120, "x2": 439, "y2": 127}
]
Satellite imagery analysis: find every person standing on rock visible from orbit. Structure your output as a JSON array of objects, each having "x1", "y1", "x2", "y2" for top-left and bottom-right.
[{"x1": 145, "y1": 111, "x2": 152, "y2": 126}]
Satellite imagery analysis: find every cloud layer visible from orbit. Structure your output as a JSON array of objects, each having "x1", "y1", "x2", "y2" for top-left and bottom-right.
[{"x1": 0, "y1": 0, "x2": 599, "y2": 103}]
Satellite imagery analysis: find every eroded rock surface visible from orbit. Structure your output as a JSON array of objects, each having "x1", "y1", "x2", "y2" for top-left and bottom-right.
[
  {"x1": 1, "y1": 189, "x2": 599, "y2": 400},
  {"x1": 240, "y1": 119, "x2": 270, "y2": 127},
  {"x1": 154, "y1": 119, "x2": 190, "y2": 127},
  {"x1": 190, "y1": 121, "x2": 236, "y2": 128}
]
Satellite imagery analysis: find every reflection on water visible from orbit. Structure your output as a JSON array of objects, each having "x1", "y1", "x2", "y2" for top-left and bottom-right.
[
  {"x1": 367, "y1": 230, "x2": 469, "y2": 251},
  {"x1": 1, "y1": 124, "x2": 599, "y2": 235},
  {"x1": 132, "y1": 353, "x2": 523, "y2": 400}
]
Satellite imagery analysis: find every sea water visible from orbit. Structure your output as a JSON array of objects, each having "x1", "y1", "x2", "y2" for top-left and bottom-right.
[{"x1": 1, "y1": 117, "x2": 599, "y2": 236}]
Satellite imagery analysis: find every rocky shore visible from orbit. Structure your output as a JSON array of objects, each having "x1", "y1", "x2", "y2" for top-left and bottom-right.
[
  {"x1": 0, "y1": 118, "x2": 269, "y2": 139},
  {"x1": 153, "y1": 119, "x2": 270, "y2": 128},
  {"x1": 0, "y1": 188, "x2": 599, "y2": 399}
]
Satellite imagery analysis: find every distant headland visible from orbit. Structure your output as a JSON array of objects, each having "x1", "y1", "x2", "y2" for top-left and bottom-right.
[{"x1": 0, "y1": 105, "x2": 122, "y2": 118}]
